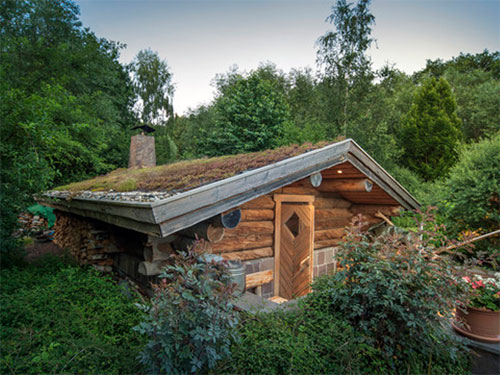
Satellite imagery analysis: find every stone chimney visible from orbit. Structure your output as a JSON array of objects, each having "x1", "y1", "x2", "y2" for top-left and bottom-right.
[{"x1": 128, "y1": 134, "x2": 156, "y2": 169}]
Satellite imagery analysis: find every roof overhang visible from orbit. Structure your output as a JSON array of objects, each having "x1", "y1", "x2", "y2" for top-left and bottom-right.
[{"x1": 38, "y1": 139, "x2": 420, "y2": 238}]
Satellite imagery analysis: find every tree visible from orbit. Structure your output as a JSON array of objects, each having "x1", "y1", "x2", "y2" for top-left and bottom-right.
[
  {"x1": 317, "y1": 0, "x2": 375, "y2": 136},
  {"x1": 204, "y1": 67, "x2": 290, "y2": 156},
  {"x1": 130, "y1": 49, "x2": 175, "y2": 126},
  {"x1": 399, "y1": 77, "x2": 462, "y2": 181},
  {"x1": 0, "y1": 0, "x2": 134, "y2": 259}
]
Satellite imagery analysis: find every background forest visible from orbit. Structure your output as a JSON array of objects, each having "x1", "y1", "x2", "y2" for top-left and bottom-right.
[{"x1": 1, "y1": 0, "x2": 499, "y2": 259}]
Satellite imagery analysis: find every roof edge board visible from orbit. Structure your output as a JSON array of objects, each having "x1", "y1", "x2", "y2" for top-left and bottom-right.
[
  {"x1": 42, "y1": 200, "x2": 162, "y2": 237},
  {"x1": 347, "y1": 140, "x2": 420, "y2": 209}
]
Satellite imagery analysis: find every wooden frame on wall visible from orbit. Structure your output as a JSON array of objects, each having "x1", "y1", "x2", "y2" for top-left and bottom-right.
[{"x1": 273, "y1": 194, "x2": 315, "y2": 298}]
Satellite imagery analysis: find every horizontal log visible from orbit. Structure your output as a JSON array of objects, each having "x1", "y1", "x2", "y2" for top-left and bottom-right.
[
  {"x1": 225, "y1": 221, "x2": 274, "y2": 237},
  {"x1": 315, "y1": 217, "x2": 352, "y2": 230},
  {"x1": 281, "y1": 186, "x2": 320, "y2": 196},
  {"x1": 317, "y1": 178, "x2": 373, "y2": 193},
  {"x1": 138, "y1": 260, "x2": 169, "y2": 276},
  {"x1": 246, "y1": 270, "x2": 274, "y2": 289},
  {"x1": 211, "y1": 234, "x2": 273, "y2": 253},
  {"x1": 179, "y1": 221, "x2": 225, "y2": 242},
  {"x1": 314, "y1": 239, "x2": 341, "y2": 250},
  {"x1": 221, "y1": 247, "x2": 273, "y2": 261},
  {"x1": 315, "y1": 208, "x2": 351, "y2": 220},
  {"x1": 241, "y1": 209, "x2": 274, "y2": 221},
  {"x1": 172, "y1": 236, "x2": 213, "y2": 252},
  {"x1": 240, "y1": 195, "x2": 275, "y2": 209},
  {"x1": 315, "y1": 228, "x2": 345, "y2": 241},
  {"x1": 313, "y1": 197, "x2": 352, "y2": 209},
  {"x1": 144, "y1": 244, "x2": 172, "y2": 262},
  {"x1": 349, "y1": 205, "x2": 400, "y2": 216}
]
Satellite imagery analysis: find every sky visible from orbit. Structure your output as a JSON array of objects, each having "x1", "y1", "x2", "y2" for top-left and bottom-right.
[{"x1": 76, "y1": 0, "x2": 500, "y2": 115}]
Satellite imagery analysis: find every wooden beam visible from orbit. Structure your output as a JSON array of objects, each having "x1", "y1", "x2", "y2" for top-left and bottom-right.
[
  {"x1": 317, "y1": 178, "x2": 373, "y2": 193},
  {"x1": 246, "y1": 270, "x2": 274, "y2": 289},
  {"x1": 224, "y1": 221, "x2": 274, "y2": 237},
  {"x1": 315, "y1": 228, "x2": 344, "y2": 241},
  {"x1": 211, "y1": 234, "x2": 273, "y2": 252},
  {"x1": 221, "y1": 247, "x2": 273, "y2": 261}
]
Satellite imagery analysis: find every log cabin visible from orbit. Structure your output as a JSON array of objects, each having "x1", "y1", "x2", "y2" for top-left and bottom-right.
[{"x1": 38, "y1": 139, "x2": 419, "y2": 302}]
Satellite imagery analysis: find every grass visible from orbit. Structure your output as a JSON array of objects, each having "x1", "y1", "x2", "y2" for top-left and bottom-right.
[{"x1": 55, "y1": 141, "x2": 333, "y2": 193}]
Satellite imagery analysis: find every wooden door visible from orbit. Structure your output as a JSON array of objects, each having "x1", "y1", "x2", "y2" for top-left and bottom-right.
[{"x1": 274, "y1": 195, "x2": 314, "y2": 300}]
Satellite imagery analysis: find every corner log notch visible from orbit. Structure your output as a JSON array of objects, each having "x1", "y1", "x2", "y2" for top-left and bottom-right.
[{"x1": 138, "y1": 209, "x2": 242, "y2": 276}]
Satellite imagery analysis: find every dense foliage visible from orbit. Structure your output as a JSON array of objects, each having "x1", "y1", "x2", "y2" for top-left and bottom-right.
[
  {"x1": 0, "y1": 255, "x2": 145, "y2": 374},
  {"x1": 0, "y1": 0, "x2": 134, "y2": 255},
  {"x1": 439, "y1": 134, "x2": 500, "y2": 257},
  {"x1": 312, "y1": 212, "x2": 469, "y2": 372},
  {"x1": 134, "y1": 246, "x2": 239, "y2": 374}
]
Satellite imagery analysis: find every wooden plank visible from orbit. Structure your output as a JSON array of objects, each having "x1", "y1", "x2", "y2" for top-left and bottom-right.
[
  {"x1": 274, "y1": 194, "x2": 315, "y2": 203},
  {"x1": 224, "y1": 221, "x2": 274, "y2": 237},
  {"x1": 268, "y1": 296, "x2": 288, "y2": 304},
  {"x1": 221, "y1": 247, "x2": 273, "y2": 261},
  {"x1": 246, "y1": 270, "x2": 274, "y2": 289},
  {"x1": 274, "y1": 199, "x2": 282, "y2": 297},
  {"x1": 211, "y1": 234, "x2": 273, "y2": 252},
  {"x1": 240, "y1": 195, "x2": 275, "y2": 209}
]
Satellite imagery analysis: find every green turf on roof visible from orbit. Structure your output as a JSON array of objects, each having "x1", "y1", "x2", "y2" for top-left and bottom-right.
[{"x1": 56, "y1": 141, "x2": 337, "y2": 193}]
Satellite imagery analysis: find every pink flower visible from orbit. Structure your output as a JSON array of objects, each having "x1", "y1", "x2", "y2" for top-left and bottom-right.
[{"x1": 462, "y1": 276, "x2": 471, "y2": 283}]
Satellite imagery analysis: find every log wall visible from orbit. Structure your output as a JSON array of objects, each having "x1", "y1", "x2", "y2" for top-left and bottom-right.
[{"x1": 214, "y1": 177, "x2": 400, "y2": 262}]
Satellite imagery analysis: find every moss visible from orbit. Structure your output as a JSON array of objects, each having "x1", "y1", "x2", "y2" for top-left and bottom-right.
[
  {"x1": 117, "y1": 178, "x2": 137, "y2": 192},
  {"x1": 55, "y1": 140, "x2": 339, "y2": 193}
]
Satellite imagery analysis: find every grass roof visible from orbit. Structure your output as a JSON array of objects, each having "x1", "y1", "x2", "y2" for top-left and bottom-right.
[{"x1": 56, "y1": 141, "x2": 337, "y2": 193}]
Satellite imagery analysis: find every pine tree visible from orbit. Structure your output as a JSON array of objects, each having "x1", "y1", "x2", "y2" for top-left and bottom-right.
[{"x1": 399, "y1": 77, "x2": 462, "y2": 181}]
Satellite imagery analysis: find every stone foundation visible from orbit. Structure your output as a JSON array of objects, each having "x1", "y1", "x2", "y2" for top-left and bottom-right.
[{"x1": 313, "y1": 246, "x2": 337, "y2": 278}]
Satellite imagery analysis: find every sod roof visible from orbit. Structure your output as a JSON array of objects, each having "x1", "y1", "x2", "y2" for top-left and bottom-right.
[{"x1": 57, "y1": 141, "x2": 334, "y2": 194}]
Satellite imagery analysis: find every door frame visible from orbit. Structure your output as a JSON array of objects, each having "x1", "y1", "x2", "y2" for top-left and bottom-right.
[{"x1": 273, "y1": 194, "x2": 315, "y2": 298}]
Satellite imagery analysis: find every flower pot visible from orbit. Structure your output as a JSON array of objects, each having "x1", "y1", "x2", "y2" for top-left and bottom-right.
[{"x1": 454, "y1": 306, "x2": 500, "y2": 343}]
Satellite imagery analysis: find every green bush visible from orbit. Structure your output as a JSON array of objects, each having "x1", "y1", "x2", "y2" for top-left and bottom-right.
[
  {"x1": 312, "y1": 212, "x2": 471, "y2": 373},
  {"x1": 440, "y1": 134, "x2": 500, "y2": 259},
  {"x1": 220, "y1": 302, "x2": 384, "y2": 375},
  {"x1": 134, "y1": 246, "x2": 239, "y2": 374},
  {"x1": 0, "y1": 255, "x2": 145, "y2": 374}
]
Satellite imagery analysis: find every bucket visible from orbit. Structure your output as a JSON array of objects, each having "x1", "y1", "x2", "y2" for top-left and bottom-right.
[{"x1": 226, "y1": 260, "x2": 246, "y2": 297}]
